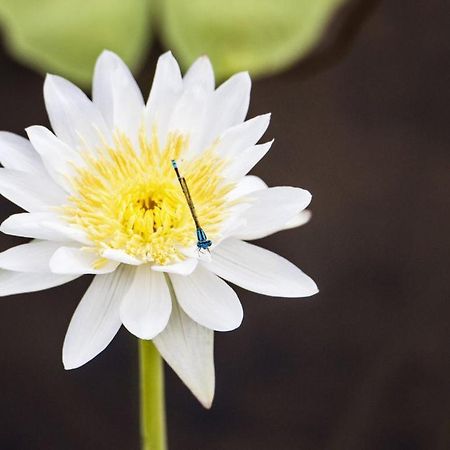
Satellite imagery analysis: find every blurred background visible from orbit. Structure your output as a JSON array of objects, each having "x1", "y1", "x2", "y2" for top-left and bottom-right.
[{"x1": 0, "y1": 0, "x2": 449, "y2": 449}]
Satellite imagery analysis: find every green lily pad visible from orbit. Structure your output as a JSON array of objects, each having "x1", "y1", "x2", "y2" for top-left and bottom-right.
[
  {"x1": 0, "y1": 0, "x2": 153, "y2": 86},
  {"x1": 159, "y1": 0, "x2": 348, "y2": 79}
]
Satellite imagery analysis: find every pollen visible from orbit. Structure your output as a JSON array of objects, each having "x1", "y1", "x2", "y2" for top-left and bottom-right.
[{"x1": 62, "y1": 131, "x2": 235, "y2": 266}]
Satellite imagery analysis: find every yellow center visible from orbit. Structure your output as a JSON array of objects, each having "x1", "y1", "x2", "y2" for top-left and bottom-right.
[{"x1": 62, "y1": 131, "x2": 235, "y2": 266}]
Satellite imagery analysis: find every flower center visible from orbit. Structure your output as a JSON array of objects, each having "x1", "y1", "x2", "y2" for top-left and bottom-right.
[{"x1": 62, "y1": 132, "x2": 235, "y2": 265}]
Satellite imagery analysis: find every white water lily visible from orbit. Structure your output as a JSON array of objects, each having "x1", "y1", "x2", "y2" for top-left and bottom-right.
[{"x1": 0, "y1": 51, "x2": 317, "y2": 408}]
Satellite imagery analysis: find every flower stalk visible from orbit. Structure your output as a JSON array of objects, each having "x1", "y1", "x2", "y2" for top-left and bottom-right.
[{"x1": 139, "y1": 339, "x2": 167, "y2": 450}]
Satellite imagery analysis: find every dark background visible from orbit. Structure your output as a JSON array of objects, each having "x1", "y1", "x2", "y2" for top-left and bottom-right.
[{"x1": 1, "y1": 1, "x2": 449, "y2": 449}]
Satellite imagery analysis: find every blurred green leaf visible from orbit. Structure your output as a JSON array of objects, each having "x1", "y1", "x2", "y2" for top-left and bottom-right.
[
  {"x1": 159, "y1": 0, "x2": 348, "y2": 80},
  {"x1": 0, "y1": 0, "x2": 153, "y2": 86}
]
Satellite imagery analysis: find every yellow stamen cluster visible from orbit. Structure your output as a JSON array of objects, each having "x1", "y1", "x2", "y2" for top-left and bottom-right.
[{"x1": 63, "y1": 132, "x2": 235, "y2": 265}]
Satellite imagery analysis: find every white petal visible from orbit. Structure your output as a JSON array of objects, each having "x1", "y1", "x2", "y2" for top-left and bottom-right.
[
  {"x1": 183, "y1": 55, "x2": 215, "y2": 92},
  {"x1": 283, "y1": 210, "x2": 312, "y2": 230},
  {"x1": 0, "y1": 212, "x2": 79, "y2": 241},
  {"x1": 201, "y1": 72, "x2": 251, "y2": 149},
  {"x1": 101, "y1": 248, "x2": 143, "y2": 265},
  {"x1": 153, "y1": 283, "x2": 215, "y2": 408},
  {"x1": 44, "y1": 74, "x2": 110, "y2": 149},
  {"x1": 215, "y1": 215, "x2": 247, "y2": 244},
  {"x1": 207, "y1": 238, "x2": 318, "y2": 297},
  {"x1": 152, "y1": 258, "x2": 198, "y2": 275},
  {"x1": 0, "y1": 240, "x2": 63, "y2": 272},
  {"x1": 41, "y1": 219, "x2": 90, "y2": 245},
  {"x1": 50, "y1": 247, "x2": 119, "y2": 275},
  {"x1": 232, "y1": 187, "x2": 312, "y2": 240},
  {"x1": 227, "y1": 175, "x2": 268, "y2": 202},
  {"x1": 237, "y1": 210, "x2": 313, "y2": 241},
  {"x1": 93, "y1": 50, "x2": 144, "y2": 138},
  {"x1": 26, "y1": 125, "x2": 84, "y2": 191},
  {"x1": 63, "y1": 266, "x2": 133, "y2": 369},
  {"x1": 120, "y1": 266, "x2": 171, "y2": 339},
  {"x1": 168, "y1": 83, "x2": 208, "y2": 154},
  {"x1": 215, "y1": 113, "x2": 271, "y2": 157},
  {"x1": 0, "y1": 269, "x2": 78, "y2": 297},
  {"x1": 212, "y1": 72, "x2": 251, "y2": 128},
  {"x1": 224, "y1": 140, "x2": 273, "y2": 179},
  {"x1": 170, "y1": 265, "x2": 243, "y2": 332},
  {"x1": 0, "y1": 168, "x2": 67, "y2": 212},
  {"x1": 0, "y1": 212, "x2": 89, "y2": 245},
  {"x1": 0, "y1": 132, "x2": 46, "y2": 174},
  {"x1": 145, "y1": 52, "x2": 183, "y2": 145}
]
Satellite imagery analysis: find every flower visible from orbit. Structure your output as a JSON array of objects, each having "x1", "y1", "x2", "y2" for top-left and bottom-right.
[{"x1": 0, "y1": 51, "x2": 318, "y2": 407}]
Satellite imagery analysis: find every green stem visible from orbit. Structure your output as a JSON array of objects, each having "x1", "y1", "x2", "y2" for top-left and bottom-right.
[{"x1": 139, "y1": 339, "x2": 167, "y2": 450}]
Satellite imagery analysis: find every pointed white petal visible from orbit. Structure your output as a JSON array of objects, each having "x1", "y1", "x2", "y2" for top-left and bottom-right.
[
  {"x1": 283, "y1": 210, "x2": 312, "y2": 230},
  {"x1": 237, "y1": 210, "x2": 313, "y2": 241},
  {"x1": 168, "y1": 83, "x2": 208, "y2": 154},
  {"x1": 201, "y1": 72, "x2": 251, "y2": 149},
  {"x1": 0, "y1": 132, "x2": 46, "y2": 174},
  {"x1": 207, "y1": 238, "x2": 318, "y2": 297},
  {"x1": 212, "y1": 71, "x2": 251, "y2": 127},
  {"x1": 50, "y1": 247, "x2": 119, "y2": 275},
  {"x1": 0, "y1": 240, "x2": 63, "y2": 272},
  {"x1": 151, "y1": 258, "x2": 198, "y2": 275},
  {"x1": 63, "y1": 266, "x2": 133, "y2": 369},
  {"x1": 147, "y1": 51, "x2": 183, "y2": 104},
  {"x1": 0, "y1": 269, "x2": 78, "y2": 296},
  {"x1": 224, "y1": 140, "x2": 273, "y2": 179},
  {"x1": 26, "y1": 125, "x2": 84, "y2": 191},
  {"x1": 44, "y1": 74, "x2": 110, "y2": 149},
  {"x1": 227, "y1": 175, "x2": 268, "y2": 202},
  {"x1": 145, "y1": 51, "x2": 183, "y2": 144},
  {"x1": 0, "y1": 212, "x2": 89, "y2": 245},
  {"x1": 215, "y1": 216, "x2": 247, "y2": 244},
  {"x1": 232, "y1": 186, "x2": 312, "y2": 240},
  {"x1": 120, "y1": 266, "x2": 171, "y2": 339},
  {"x1": 215, "y1": 113, "x2": 271, "y2": 157},
  {"x1": 93, "y1": 50, "x2": 144, "y2": 137},
  {"x1": 153, "y1": 284, "x2": 215, "y2": 408},
  {"x1": 0, "y1": 212, "x2": 79, "y2": 241},
  {"x1": 41, "y1": 219, "x2": 90, "y2": 245},
  {"x1": 170, "y1": 265, "x2": 243, "y2": 332},
  {"x1": 0, "y1": 168, "x2": 66, "y2": 212},
  {"x1": 183, "y1": 55, "x2": 215, "y2": 92}
]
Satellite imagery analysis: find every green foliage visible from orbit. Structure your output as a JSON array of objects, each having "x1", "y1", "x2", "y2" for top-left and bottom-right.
[
  {"x1": 160, "y1": 0, "x2": 347, "y2": 79},
  {"x1": 0, "y1": 0, "x2": 347, "y2": 85},
  {"x1": 0, "y1": 0, "x2": 153, "y2": 85}
]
